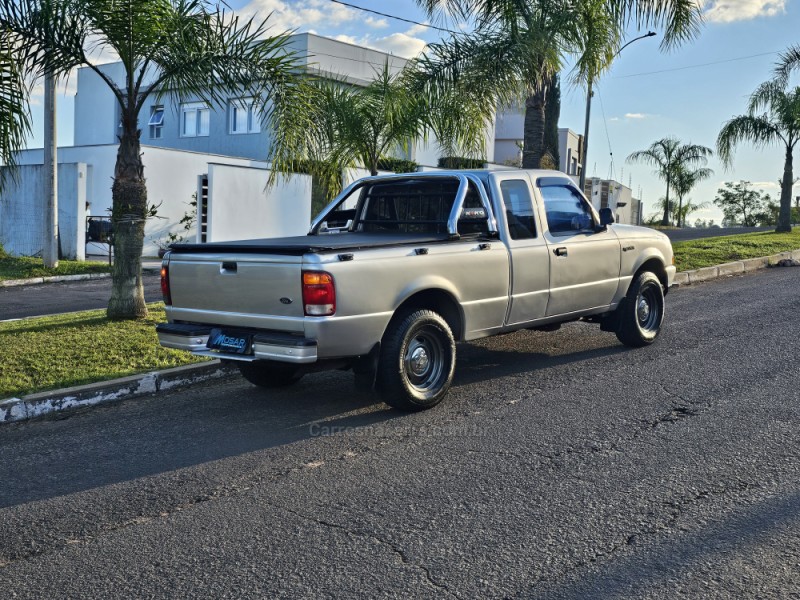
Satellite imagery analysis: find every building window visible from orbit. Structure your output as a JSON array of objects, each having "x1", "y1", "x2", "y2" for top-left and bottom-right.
[
  {"x1": 148, "y1": 105, "x2": 164, "y2": 139},
  {"x1": 181, "y1": 102, "x2": 210, "y2": 137},
  {"x1": 230, "y1": 98, "x2": 260, "y2": 134}
]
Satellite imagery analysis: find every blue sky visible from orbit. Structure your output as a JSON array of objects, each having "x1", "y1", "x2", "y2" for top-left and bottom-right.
[{"x1": 27, "y1": 0, "x2": 800, "y2": 222}]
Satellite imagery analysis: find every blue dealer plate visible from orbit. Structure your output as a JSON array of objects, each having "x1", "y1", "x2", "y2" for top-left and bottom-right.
[{"x1": 207, "y1": 329, "x2": 253, "y2": 354}]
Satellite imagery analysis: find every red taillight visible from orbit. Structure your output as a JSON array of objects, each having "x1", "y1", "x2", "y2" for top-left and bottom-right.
[
  {"x1": 160, "y1": 263, "x2": 172, "y2": 306},
  {"x1": 302, "y1": 271, "x2": 335, "y2": 316}
]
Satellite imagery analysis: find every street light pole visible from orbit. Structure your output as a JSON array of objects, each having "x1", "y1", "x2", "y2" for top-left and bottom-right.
[
  {"x1": 43, "y1": 71, "x2": 58, "y2": 269},
  {"x1": 579, "y1": 31, "x2": 656, "y2": 192}
]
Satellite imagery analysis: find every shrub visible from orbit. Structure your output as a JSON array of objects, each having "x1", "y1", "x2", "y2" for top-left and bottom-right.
[{"x1": 438, "y1": 156, "x2": 485, "y2": 169}]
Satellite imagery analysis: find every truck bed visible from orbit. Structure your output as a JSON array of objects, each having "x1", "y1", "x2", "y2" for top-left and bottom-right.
[{"x1": 171, "y1": 232, "x2": 455, "y2": 255}]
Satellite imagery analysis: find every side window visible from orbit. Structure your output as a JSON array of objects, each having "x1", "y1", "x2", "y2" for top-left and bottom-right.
[
  {"x1": 540, "y1": 185, "x2": 595, "y2": 234},
  {"x1": 500, "y1": 179, "x2": 536, "y2": 240}
]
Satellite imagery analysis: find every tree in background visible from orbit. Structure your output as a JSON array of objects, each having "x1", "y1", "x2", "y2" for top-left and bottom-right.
[
  {"x1": 543, "y1": 74, "x2": 561, "y2": 169},
  {"x1": 414, "y1": 0, "x2": 702, "y2": 168},
  {"x1": 718, "y1": 60, "x2": 800, "y2": 233},
  {"x1": 0, "y1": 36, "x2": 29, "y2": 189},
  {"x1": 672, "y1": 164, "x2": 714, "y2": 227},
  {"x1": 713, "y1": 181, "x2": 772, "y2": 227},
  {"x1": 627, "y1": 137, "x2": 713, "y2": 226},
  {"x1": 270, "y1": 61, "x2": 491, "y2": 200},
  {"x1": 2, "y1": 0, "x2": 305, "y2": 319}
]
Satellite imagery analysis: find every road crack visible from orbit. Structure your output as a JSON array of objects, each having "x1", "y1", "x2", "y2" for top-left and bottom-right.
[{"x1": 266, "y1": 501, "x2": 460, "y2": 599}]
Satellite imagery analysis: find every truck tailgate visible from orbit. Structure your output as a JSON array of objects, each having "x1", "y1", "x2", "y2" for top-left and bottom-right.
[{"x1": 167, "y1": 253, "x2": 304, "y2": 319}]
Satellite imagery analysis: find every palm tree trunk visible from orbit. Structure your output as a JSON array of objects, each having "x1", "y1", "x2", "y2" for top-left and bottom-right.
[
  {"x1": 777, "y1": 145, "x2": 794, "y2": 233},
  {"x1": 107, "y1": 110, "x2": 148, "y2": 319},
  {"x1": 677, "y1": 193, "x2": 683, "y2": 228},
  {"x1": 661, "y1": 175, "x2": 671, "y2": 226},
  {"x1": 522, "y1": 87, "x2": 547, "y2": 169}
]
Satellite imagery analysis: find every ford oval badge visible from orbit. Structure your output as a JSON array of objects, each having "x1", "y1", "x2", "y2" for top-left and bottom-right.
[{"x1": 280, "y1": 297, "x2": 293, "y2": 305}]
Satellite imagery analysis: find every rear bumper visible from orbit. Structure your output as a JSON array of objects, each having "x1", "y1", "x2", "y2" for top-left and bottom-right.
[{"x1": 156, "y1": 323, "x2": 318, "y2": 364}]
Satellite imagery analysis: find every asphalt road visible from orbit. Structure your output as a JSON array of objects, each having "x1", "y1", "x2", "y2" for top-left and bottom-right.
[
  {"x1": 0, "y1": 274, "x2": 162, "y2": 320},
  {"x1": 1, "y1": 267, "x2": 799, "y2": 598}
]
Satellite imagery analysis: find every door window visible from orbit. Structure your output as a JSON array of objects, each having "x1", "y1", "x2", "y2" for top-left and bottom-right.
[
  {"x1": 500, "y1": 180, "x2": 536, "y2": 240},
  {"x1": 540, "y1": 185, "x2": 595, "y2": 234}
]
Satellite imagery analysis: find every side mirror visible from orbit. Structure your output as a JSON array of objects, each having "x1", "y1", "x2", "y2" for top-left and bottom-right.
[{"x1": 599, "y1": 207, "x2": 615, "y2": 226}]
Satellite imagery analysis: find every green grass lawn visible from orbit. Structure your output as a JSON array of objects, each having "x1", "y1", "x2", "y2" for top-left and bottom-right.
[
  {"x1": 673, "y1": 228, "x2": 800, "y2": 271},
  {"x1": 0, "y1": 303, "x2": 207, "y2": 398},
  {"x1": 0, "y1": 255, "x2": 111, "y2": 281}
]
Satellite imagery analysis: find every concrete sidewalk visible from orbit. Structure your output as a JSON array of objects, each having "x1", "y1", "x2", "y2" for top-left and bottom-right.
[{"x1": 2, "y1": 248, "x2": 799, "y2": 425}]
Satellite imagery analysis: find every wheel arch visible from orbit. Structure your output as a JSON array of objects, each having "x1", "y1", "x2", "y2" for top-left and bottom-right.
[
  {"x1": 389, "y1": 288, "x2": 464, "y2": 341},
  {"x1": 632, "y1": 255, "x2": 669, "y2": 293}
]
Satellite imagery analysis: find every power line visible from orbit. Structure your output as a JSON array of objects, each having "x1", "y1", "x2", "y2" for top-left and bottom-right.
[
  {"x1": 327, "y1": 0, "x2": 459, "y2": 35},
  {"x1": 613, "y1": 50, "x2": 781, "y2": 79}
]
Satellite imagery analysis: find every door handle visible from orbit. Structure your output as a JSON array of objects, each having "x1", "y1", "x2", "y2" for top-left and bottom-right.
[{"x1": 553, "y1": 247, "x2": 568, "y2": 257}]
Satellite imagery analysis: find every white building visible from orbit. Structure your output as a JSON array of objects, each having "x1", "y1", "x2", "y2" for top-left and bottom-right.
[
  {"x1": 494, "y1": 105, "x2": 583, "y2": 182},
  {"x1": 2, "y1": 33, "x2": 495, "y2": 259},
  {"x1": 583, "y1": 178, "x2": 643, "y2": 226}
]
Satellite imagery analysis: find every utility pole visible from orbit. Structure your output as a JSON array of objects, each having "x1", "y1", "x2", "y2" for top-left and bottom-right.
[
  {"x1": 579, "y1": 31, "x2": 656, "y2": 192},
  {"x1": 43, "y1": 72, "x2": 58, "y2": 268}
]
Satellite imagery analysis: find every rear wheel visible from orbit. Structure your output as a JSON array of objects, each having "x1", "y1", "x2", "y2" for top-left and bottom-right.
[
  {"x1": 237, "y1": 361, "x2": 303, "y2": 388},
  {"x1": 376, "y1": 309, "x2": 456, "y2": 411},
  {"x1": 615, "y1": 271, "x2": 665, "y2": 347}
]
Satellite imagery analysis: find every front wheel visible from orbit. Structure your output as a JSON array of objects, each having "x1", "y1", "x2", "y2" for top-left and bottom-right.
[
  {"x1": 615, "y1": 271, "x2": 665, "y2": 347},
  {"x1": 376, "y1": 310, "x2": 456, "y2": 411},
  {"x1": 237, "y1": 361, "x2": 303, "y2": 388}
]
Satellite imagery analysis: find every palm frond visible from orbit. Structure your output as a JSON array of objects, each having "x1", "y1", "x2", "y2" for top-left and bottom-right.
[
  {"x1": 717, "y1": 114, "x2": 783, "y2": 168},
  {"x1": 0, "y1": 32, "x2": 32, "y2": 190}
]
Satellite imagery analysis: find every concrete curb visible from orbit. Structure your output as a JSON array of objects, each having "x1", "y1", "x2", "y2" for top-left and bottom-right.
[
  {"x1": 0, "y1": 264, "x2": 160, "y2": 288},
  {"x1": 1, "y1": 272, "x2": 111, "y2": 287},
  {"x1": 0, "y1": 361, "x2": 236, "y2": 425},
  {"x1": 674, "y1": 249, "x2": 800, "y2": 288}
]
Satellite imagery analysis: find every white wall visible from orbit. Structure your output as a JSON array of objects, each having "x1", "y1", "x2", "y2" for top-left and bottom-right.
[
  {"x1": 16, "y1": 144, "x2": 272, "y2": 256},
  {"x1": 206, "y1": 164, "x2": 312, "y2": 241},
  {"x1": 73, "y1": 63, "x2": 125, "y2": 146},
  {"x1": 0, "y1": 163, "x2": 86, "y2": 260},
  {"x1": 295, "y1": 34, "x2": 409, "y2": 84}
]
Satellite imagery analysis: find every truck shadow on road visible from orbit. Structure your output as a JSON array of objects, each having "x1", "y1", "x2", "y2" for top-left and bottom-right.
[{"x1": 0, "y1": 331, "x2": 631, "y2": 509}]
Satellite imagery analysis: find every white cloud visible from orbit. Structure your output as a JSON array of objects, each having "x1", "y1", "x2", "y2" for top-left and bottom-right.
[
  {"x1": 404, "y1": 23, "x2": 429, "y2": 37},
  {"x1": 367, "y1": 32, "x2": 428, "y2": 58},
  {"x1": 333, "y1": 34, "x2": 359, "y2": 45},
  {"x1": 625, "y1": 112, "x2": 648, "y2": 119},
  {"x1": 609, "y1": 117, "x2": 620, "y2": 122},
  {"x1": 365, "y1": 16, "x2": 389, "y2": 29},
  {"x1": 237, "y1": 0, "x2": 360, "y2": 33},
  {"x1": 751, "y1": 180, "x2": 800, "y2": 190},
  {"x1": 703, "y1": 0, "x2": 785, "y2": 23}
]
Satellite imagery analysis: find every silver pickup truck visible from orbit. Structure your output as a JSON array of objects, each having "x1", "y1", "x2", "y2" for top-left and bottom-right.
[{"x1": 157, "y1": 169, "x2": 675, "y2": 410}]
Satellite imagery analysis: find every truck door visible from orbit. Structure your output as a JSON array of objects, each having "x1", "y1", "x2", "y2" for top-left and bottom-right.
[
  {"x1": 488, "y1": 173, "x2": 550, "y2": 326},
  {"x1": 534, "y1": 179, "x2": 621, "y2": 316}
]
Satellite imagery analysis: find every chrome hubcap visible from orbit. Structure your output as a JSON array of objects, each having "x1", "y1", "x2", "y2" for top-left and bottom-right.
[
  {"x1": 637, "y1": 297, "x2": 651, "y2": 322},
  {"x1": 409, "y1": 347, "x2": 430, "y2": 376}
]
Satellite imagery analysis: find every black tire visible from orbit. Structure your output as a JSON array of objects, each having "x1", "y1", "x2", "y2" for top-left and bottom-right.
[
  {"x1": 615, "y1": 271, "x2": 665, "y2": 347},
  {"x1": 237, "y1": 361, "x2": 303, "y2": 388},
  {"x1": 376, "y1": 309, "x2": 456, "y2": 411}
]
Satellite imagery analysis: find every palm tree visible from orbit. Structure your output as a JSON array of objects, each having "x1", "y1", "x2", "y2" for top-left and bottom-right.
[
  {"x1": 1, "y1": 0, "x2": 305, "y2": 318},
  {"x1": 672, "y1": 164, "x2": 714, "y2": 227},
  {"x1": 270, "y1": 61, "x2": 490, "y2": 199},
  {"x1": 627, "y1": 137, "x2": 713, "y2": 226},
  {"x1": 0, "y1": 35, "x2": 30, "y2": 188},
  {"x1": 716, "y1": 52, "x2": 800, "y2": 233},
  {"x1": 414, "y1": 0, "x2": 702, "y2": 168}
]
